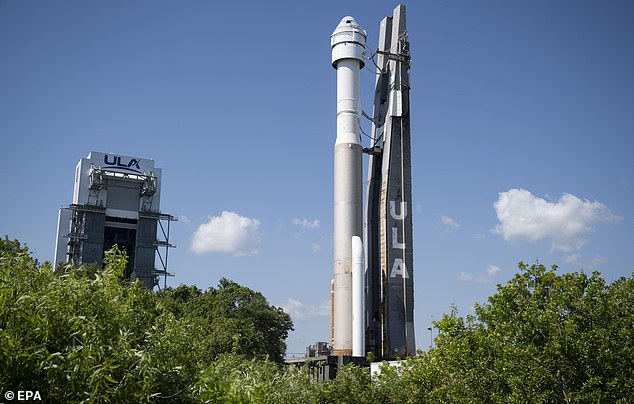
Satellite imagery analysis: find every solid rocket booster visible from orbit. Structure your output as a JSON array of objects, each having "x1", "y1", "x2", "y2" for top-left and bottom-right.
[
  {"x1": 352, "y1": 235, "x2": 365, "y2": 357},
  {"x1": 331, "y1": 16, "x2": 366, "y2": 356}
]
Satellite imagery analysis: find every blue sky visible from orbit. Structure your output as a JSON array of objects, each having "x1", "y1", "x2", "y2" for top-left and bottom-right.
[{"x1": 1, "y1": 1, "x2": 633, "y2": 355}]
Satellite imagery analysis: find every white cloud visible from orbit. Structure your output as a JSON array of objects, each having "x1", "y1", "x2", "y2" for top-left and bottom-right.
[
  {"x1": 486, "y1": 265, "x2": 501, "y2": 276},
  {"x1": 459, "y1": 265, "x2": 502, "y2": 284},
  {"x1": 179, "y1": 215, "x2": 192, "y2": 225},
  {"x1": 564, "y1": 254, "x2": 581, "y2": 264},
  {"x1": 492, "y1": 188, "x2": 621, "y2": 252},
  {"x1": 590, "y1": 255, "x2": 609, "y2": 268},
  {"x1": 191, "y1": 211, "x2": 261, "y2": 256},
  {"x1": 293, "y1": 218, "x2": 320, "y2": 230},
  {"x1": 441, "y1": 215, "x2": 459, "y2": 231},
  {"x1": 281, "y1": 298, "x2": 329, "y2": 321},
  {"x1": 293, "y1": 219, "x2": 322, "y2": 251}
]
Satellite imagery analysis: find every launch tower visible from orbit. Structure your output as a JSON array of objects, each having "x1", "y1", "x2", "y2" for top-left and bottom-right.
[
  {"x1": 54, "y1": 152, "x2": 174, "y2": 289},
  {"x1": 364, "y1": 4, "x2": 415, "y2": 359}
]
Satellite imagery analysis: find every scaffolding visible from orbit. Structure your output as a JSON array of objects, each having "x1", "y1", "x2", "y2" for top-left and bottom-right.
[{"x1": 60, "y1": 158, "x2": 175, "y2": 289}]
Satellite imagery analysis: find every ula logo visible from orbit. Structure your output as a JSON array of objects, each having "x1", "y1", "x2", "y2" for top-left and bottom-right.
[{"x1": 104, "y1": 155, "x2": 142, "y2": 174}]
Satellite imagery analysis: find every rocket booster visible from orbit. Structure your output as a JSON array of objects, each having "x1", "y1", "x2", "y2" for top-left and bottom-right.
[{"x1": 331, "y1": 16, "x2": 366, "y2": 356}]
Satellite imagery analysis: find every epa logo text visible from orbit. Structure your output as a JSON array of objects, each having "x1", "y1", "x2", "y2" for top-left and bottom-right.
[{"x1": 3, "y1": 390, "x2": 42, "y2": 401}]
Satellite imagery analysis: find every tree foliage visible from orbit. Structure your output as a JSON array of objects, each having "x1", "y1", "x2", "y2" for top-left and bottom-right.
[
  {"x1": 369, "y1": 262, "x2": 634, "y2": 403},
  {"x1": 1, "y1": 237, "x2": 632, "y2": 402},
  {"x1": 0, "y1": 235, "x2": 31, "y2": 257},
  {"x1": 0, "y1": 237, "x2": 292, "y2": 402},
  {"x1": 157, "y1": 279, "x2": 293, "y2": 364}
]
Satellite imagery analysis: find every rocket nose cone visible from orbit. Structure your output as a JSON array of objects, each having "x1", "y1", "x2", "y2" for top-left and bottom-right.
[
  {"x1": 333, "y1": 16, "x2": 364, "y2": 34},
  {"x1": 339, "y1": 16, "x2": 358, "y2": 28},
  {"x1": 331, "y1": 15, "x2": 367, "y2": 45}
]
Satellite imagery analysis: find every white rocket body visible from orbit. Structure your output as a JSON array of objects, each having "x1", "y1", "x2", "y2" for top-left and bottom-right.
[{"x1": 331, "y1": 16, "x2": 366, "y2": 356}]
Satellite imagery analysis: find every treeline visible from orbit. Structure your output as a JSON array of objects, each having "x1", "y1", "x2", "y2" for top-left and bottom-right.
[{"x1": 1, "y1": 236, "x2": 632, "y2": 402}]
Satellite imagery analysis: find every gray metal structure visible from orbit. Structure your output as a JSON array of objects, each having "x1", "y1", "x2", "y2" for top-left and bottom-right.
[
  {"x1": 364, "y1": 4, "x2": 415, "y2": 359},
  {"x1": 54, "y1": 152, "x2": 174, "y2": 289}
]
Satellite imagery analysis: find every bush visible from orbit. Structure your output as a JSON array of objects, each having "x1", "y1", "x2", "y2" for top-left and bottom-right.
[{"x1": 2, "y1": 238, "x2": 632, "y2": 402}]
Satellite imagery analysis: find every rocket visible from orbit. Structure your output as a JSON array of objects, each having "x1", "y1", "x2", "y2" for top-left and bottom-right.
[
  {"x1": 330, "y1": 5, "x2": 415, "y2": 360},
  {"x1": 331, "y1": 16, "x2": 366, "y2": 356}
]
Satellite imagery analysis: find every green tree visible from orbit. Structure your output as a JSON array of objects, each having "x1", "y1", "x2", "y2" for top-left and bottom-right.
[
  {"x1": 0, "y1": 240, "x2": 293, "y2": 401},
  {"x1": 0, "y1": 244, "x2": 190, "y2": 401},
  {"x1": 473, "y1": 262, "x2": 634, "y2": 401},
  {"x1": 0, "y1": 235, "x2": 30, "y2": 257},
  {"x1": 158, "y1": 278, "x2": 294, "y2": 364},
  {"x1": 193, "y1": 353, "x2": 318, "y2": 403},
  {"x1": 5, "y1": 235, "x2": 632, "y2": 402},
  {"x1": 0, "y1": 235, "x2": 40, "y2": 270},
  {"x1": 381, "y1": 262, "x2": 634, "y2": 403}
]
